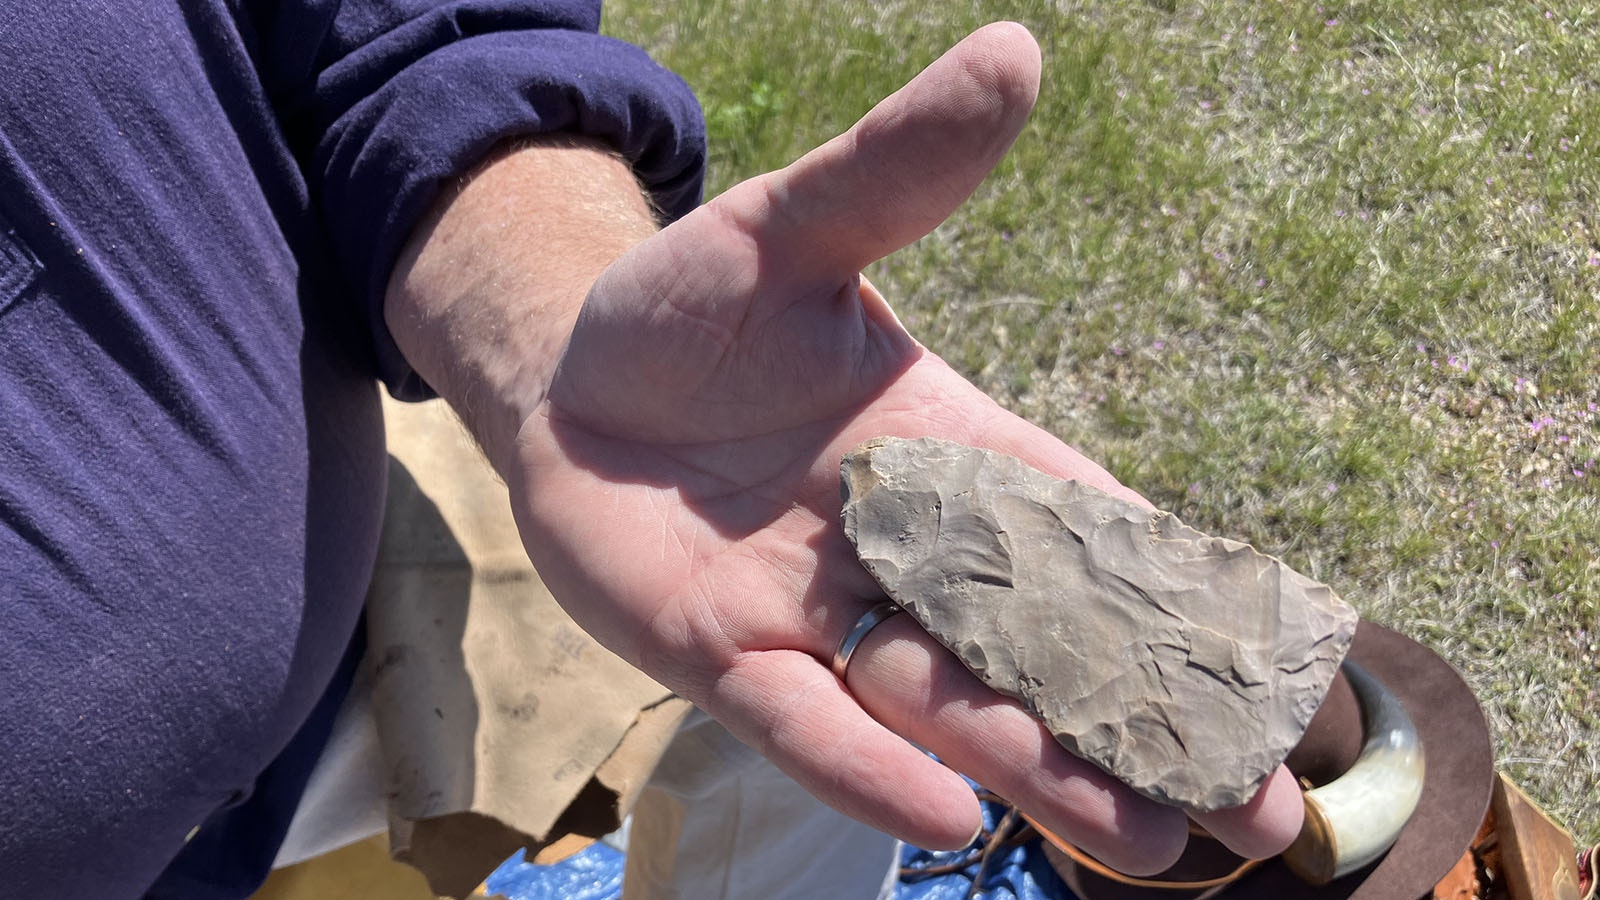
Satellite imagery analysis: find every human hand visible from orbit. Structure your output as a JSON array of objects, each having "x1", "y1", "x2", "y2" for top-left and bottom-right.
[{"x1": 504, "y1": 23, "x2": 1304, "y2": 874}]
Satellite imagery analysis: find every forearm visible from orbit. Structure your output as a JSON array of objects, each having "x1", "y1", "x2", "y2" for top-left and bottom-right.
[{"x1": 383, "y1": 136, "x2": 660, "y2": 471}]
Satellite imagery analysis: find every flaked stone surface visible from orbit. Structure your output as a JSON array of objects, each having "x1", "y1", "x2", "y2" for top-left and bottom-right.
[{"x1": 841, "y1": 436, "x2": 1358, "y2": 813}]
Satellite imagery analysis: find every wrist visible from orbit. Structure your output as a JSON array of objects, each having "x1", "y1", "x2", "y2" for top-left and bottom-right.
[{"x1": 383, "y1": 136, "x2": 660, "y2": 472}]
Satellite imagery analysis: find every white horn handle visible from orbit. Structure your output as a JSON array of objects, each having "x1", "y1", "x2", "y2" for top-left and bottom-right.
[{"x1": 1281, "y1": 660, "x2": 1426, "y2": 885}]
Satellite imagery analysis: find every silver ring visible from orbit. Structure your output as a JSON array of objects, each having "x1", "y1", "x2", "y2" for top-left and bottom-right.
[{"x1": 830, "y1": 601, "x2": 903, "y2": 680}]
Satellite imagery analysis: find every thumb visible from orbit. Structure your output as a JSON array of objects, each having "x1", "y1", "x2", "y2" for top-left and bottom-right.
[{"x1": 717, "y1": 22, "x2": 1041, "y2": 277}]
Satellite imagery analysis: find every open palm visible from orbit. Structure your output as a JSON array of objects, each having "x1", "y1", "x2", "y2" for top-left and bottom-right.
[{"x1": 506, "y1": 23, "x2": 1302, "y2": 873}]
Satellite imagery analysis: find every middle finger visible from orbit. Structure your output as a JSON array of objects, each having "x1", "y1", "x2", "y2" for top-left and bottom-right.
[{"x1": 840, "y1": 612, "x2": 1190, "y2": 876}]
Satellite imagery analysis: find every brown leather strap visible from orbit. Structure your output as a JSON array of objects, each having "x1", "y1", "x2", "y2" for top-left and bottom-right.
[{"x1": 1021, "y1": 813, "x2": 1265, "y2": 892}]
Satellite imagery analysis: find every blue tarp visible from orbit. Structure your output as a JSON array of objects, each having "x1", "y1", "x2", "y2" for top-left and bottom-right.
[{"x1": 483, "y1": 792, "x2": 1078, "y2": 900}]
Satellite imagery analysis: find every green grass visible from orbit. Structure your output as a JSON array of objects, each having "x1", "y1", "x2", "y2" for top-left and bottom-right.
[{"x1": 605, "y1": 0, "x2": 1600, "y2": 846}]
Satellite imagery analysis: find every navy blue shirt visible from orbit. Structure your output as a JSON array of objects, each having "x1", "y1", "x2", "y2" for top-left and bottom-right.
[{"x1": 0, "y1": 2, "x2": 704, "y2": 896}]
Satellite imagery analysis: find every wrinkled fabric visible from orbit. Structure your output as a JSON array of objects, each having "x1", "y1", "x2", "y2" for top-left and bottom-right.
[{"x1": 0, "y1": 2, "x2": 704, "y2": 897}]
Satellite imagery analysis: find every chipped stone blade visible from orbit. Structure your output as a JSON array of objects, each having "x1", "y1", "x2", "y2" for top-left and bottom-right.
[{"x1": 840, "y1": 436, "x2": 1358, "y2": 813}]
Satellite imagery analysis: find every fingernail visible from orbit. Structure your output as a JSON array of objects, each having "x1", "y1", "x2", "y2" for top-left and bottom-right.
[{"x1": 963, "y1": 818, "x2": 985, "y2": 848}]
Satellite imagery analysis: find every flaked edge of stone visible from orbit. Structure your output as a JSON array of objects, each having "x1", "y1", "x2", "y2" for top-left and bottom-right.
[{"x1": 839, "y1": 435, "x2": 1362, "y2": 813}]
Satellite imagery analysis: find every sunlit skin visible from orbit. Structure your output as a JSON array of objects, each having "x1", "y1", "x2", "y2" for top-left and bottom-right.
[{"x1": 389, "y1": 22, "x2": 1304, "y2": 876}]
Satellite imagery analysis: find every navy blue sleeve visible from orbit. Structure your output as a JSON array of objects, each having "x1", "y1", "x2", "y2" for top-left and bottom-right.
[
  {"x1": 0, "y1": 5, "x2": 699, "y2": 894},
  {"x1": 255, "y1": 1, "x2": 707, "y2": 398}
]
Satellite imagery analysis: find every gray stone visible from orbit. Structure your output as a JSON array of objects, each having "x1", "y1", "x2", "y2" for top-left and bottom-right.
[{"x1": 841, "y1": 436, "x2": 1358, "y2": 813}]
